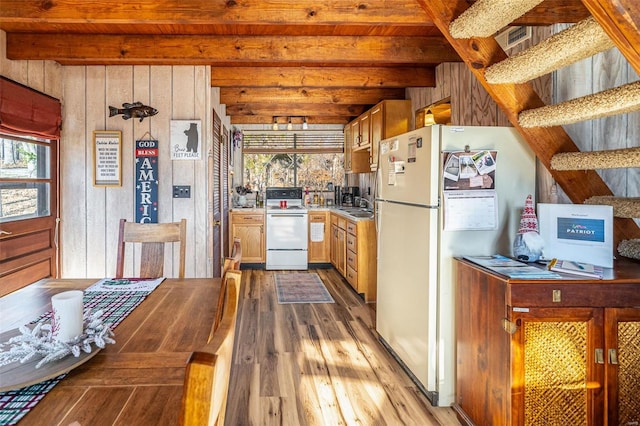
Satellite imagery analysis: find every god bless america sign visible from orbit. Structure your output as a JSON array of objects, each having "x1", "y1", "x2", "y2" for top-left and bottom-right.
[{"x1": 135, "y1": 139, "x2": 159, "y2": 223}]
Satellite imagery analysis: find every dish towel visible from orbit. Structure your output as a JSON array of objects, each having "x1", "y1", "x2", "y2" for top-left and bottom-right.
[{"x1": 310, "y1": 222, "x2": 324, "y2": 242}]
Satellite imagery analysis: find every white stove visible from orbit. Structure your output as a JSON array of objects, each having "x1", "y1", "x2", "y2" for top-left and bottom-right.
[{"x1": 265, "y1": 187, "x2": 308, "y2": 270}]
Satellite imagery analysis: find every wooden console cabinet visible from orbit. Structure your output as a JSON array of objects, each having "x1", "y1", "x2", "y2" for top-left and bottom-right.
[{"x1": 454, "y1": 258, "x2": 640, "y2": 426}]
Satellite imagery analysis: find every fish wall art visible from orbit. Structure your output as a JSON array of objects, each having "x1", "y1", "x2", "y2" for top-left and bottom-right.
[{"x1": 109, "y1": 102, "x2": 158, "y2": 122}]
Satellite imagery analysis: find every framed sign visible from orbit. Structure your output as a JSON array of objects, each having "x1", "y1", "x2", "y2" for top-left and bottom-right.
[
  {"x1": 170, "y1": 120, "x2": 201, "y2": 160},
  {"x1": 93, "y1": 130, "x2": 122, "y2": 186}
]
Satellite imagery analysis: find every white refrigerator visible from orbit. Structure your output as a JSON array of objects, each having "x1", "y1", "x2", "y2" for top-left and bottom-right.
[{"x1": 375, "y1": 125, "x2": 535, "y2": 406}]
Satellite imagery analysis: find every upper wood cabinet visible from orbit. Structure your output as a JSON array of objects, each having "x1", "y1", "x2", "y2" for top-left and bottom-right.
[
  {"x1": 344, "y1": 100, "x2": 412, "y2": 173},
  {"x1": 345, "y1": 116, "x2": 370, "y2": 174},
  {"x1": 369, "y1": 100, "x2": 412, "y2": 171}
]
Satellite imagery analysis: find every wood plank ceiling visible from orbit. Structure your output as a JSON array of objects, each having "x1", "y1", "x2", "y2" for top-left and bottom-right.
[{"x1": 0, "y1": 0, "x2": 590, "y2": 125}]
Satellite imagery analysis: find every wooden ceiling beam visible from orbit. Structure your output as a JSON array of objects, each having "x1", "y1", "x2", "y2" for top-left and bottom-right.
[
  {"x1": 0, "y1": 0, "x2": 588, "y2": 32},
  {"x1": 6, "y1": 34, "x2": 460, "y2": 65},
  {"x1": 220, "y1": 88, "x2": 406, "y2": 105},
  {"x1": 225, "y1": 103, "x2": 368, "y2": 118},
  {"x1": 211, "y1": 67, "x2": 436, "y2": 88},
  {"x1": 230, "y1": 116, "x2": 349, "y2": 125},
  {"x1": 0, "y1": 0, "x2": 431, "y2": 27},
  {"x1": 417, "y1": 0, "x2": 640, "y2": 244}
]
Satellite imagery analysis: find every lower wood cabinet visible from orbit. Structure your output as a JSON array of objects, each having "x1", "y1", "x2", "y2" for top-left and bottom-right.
[
  {"x1": 454, "y1": 258, "x2": 640, "y2": 426},
  {"x1": 330, "y1": 212, "x2": 376, "y2": 302},
  {"x1": 308, "y1": 211, "x2": 330, "y2": 263},
  {"x1": 330, "y1": 213, "x2": 346, "y2": 275},
  {"x1": 229, "y1": 210, "x2": 265, "y2": 263}
]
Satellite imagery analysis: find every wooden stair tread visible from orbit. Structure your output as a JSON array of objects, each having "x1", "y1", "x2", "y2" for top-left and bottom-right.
[
  {"x1": 448, "y1": 0, "x2": 545, "y2": 39},
  {"x1": 485, "y1": 17, "x2": 614, "y2": 84},
  {"x1": 551, "y1": 147, "x2": 640, "y2": 170},
  {"x1": 585, "y1": 196, "x2": 640, "y2": 219}
]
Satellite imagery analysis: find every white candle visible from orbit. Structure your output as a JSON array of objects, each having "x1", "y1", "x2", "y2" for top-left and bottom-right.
[{"x1": 51, "y1": 290, "x2": 84, "y2": 342}]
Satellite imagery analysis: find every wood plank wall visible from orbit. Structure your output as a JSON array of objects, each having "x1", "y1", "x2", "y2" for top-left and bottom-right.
[
  {"x1": 554, "y1": 24, "x2": 640, "y2": 227},
  {"x1": 60, "y1": 65, "x2": 232, "y2": 278}
]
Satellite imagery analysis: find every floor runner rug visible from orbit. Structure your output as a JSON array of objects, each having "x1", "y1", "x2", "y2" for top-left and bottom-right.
[{"x1": 275, "y1": 273, "x2": 335, "y2": 304}]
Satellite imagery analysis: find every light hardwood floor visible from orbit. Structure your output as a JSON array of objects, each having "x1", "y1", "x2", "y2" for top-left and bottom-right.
[{"x1": 226, "y1": 268, "x2": 460, "y2": 425}]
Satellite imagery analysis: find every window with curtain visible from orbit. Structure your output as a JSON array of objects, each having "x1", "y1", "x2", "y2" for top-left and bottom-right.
[{"x1": 0, "y1": 77, "x2": 61, "y2": 294}]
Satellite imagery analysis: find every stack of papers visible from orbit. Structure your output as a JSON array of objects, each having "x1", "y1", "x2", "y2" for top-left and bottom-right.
[
  {"x1": 463, "y1": 255, "x2": 562, "y2": 279},
  {"x1": 548, "y1": 259, "x2": 604, "y2": 279}
]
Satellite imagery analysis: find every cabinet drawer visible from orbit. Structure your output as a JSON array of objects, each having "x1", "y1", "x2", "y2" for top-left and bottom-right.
[
  {"x1": 309, "y1": 213, "x2": 326, "y2": 222},
  {"x1": 232, "y1": 214, "x2": 264, "y2": 224},
  {"x1": 346, "y1": 221, "x2": 356, "y2": 235},
  {"x1": 330, "y1": 214, "x2": 338, "y2": 226},
  {"x1": 337, "y1": 217, "x2": 347, "y2": 230},
  {"x1": 346, "y1": 233, "x2": 357, "y2": 253},
  {"x1": 346, "y1": 266, "x2": 358, "y2": 289},
  {"x1": 347, "y1": 250, "x2": 357, "y2": 270}
]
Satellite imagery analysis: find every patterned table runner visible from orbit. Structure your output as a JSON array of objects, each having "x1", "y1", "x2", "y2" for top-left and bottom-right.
[{"x1": 0, "y1": 279, "x2": 164, "y2": 425}]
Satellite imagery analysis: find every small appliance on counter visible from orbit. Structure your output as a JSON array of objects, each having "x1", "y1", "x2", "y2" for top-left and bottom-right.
[{"x1": 341, "y1": 186, "x2": 360, "y2": 206}]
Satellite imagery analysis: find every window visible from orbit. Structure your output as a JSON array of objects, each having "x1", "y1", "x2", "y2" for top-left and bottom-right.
[
  {"x1": 242, "y1": 131, "x2": 344, "y2": 192},
  {"x1": 0, "y1": 135, "x2": 52, "y2": 222}
]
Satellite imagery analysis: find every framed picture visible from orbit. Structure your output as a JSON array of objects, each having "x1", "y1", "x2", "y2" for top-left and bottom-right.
[
  {"x1": 171, "y1": 120, "x2": 201, "y2": 160},
  {"x1": 93, "y1": 130, "x2": 122, "y2": 187}
]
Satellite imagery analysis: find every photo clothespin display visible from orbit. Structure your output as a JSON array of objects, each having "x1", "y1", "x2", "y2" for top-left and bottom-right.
[{"x1": 135, "y1": 138, "x2": 159, "y2": 223}]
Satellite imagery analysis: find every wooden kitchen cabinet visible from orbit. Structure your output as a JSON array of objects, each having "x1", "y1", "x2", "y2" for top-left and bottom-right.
[
  {"x1": 330, "y1": 212, "x2": 377, "y2": 302},
  {"x1": 345, "y1": 100, "x2": 411, "y2": 173},
  {"x1": 369, "y1": 100, "x2": 412, "y2": 171},
  {"x1": 454, "y1": 258, "x2": 640, "y2": 426},
  {"x1": 344, "y1": 113, "x2": 372, "y2": 174},
  {"x1": 230, "y1": 210, "x2": 265, "y2": 263},
  {"x1": 308, "y1": 211, "x2": 330, "y2": 263},
  {"x1": 330, "y1": 213, "x2": 346, "y2": 275}
]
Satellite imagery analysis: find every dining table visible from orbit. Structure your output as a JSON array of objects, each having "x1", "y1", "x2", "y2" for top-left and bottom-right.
[{"x1": 0, "y1": 277, "x2": 221, "y2": 425}]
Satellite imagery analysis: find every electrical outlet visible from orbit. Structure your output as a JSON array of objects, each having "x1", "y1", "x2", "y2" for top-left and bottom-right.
[{"x1": 173, "y1": 185, "x2": 191, "y2": 198}]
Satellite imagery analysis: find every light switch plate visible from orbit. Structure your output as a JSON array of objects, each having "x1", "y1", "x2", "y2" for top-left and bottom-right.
[{"x1": 173, "y1": 185, "x2": 191, "y2": 198}]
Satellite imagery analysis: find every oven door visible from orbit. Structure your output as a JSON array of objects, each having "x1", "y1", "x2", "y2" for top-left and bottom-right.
[{"x1": 266, "y1": 213, "x2": 308, "y2": 250}]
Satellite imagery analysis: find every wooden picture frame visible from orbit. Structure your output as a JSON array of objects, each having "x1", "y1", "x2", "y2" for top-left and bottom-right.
[{"x1": 93, "y1": 130, "x2": 122, "y2": 187}]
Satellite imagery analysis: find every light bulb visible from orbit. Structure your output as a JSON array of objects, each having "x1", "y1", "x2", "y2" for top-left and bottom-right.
[
  {"x1": 302, "y1": 117, "x2": 308, "y2": 130},
  {"x1": 272, "y1": 118, "x2": 278, "y2": 131},
  {"x1": 287, "y1": 118, "x2": 293, "y2": 131}
]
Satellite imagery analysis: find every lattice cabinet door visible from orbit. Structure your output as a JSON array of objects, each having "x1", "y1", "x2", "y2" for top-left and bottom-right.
[
  {"x1": 604, "y1": 308, "x2": 640, "y2": 426},
  {"x1": 511, "y1": 308, "x2": 605, "y2": 426}
]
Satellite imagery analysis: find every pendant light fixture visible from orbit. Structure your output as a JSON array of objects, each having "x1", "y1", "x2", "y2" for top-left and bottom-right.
[
  {"x1": 272, "y1": 117, "x2": 278, "y2": 131},
  {"x1": 302, "y1": 117, "x2": 308, "y2": 130},
  {"x1": 287, "y1": 117, "x2": 293, "y2": 131}
]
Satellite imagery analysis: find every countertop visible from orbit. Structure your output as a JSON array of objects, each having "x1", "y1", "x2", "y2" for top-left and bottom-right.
[{"x1": 230, "y1": 206, "x2": 374, "y2": 221}]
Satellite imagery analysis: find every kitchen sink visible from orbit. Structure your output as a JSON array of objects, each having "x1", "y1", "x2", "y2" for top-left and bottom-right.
[{"x1": 349, "y1": 212, "x2": 374, "y2": 218}]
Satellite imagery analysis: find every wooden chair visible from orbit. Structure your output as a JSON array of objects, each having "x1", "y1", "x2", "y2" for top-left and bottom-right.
[
  {"x1": 223, "y1": 237, "x2": 242, "y2": 273},
  {"x1": 115, "y1": 218, "x2": 187, "y2": 279},
  {"x1": 181, "y1": 269, "x2": 242, "y2": 426},
  {"x1": 215, "y1": 238, "x2": 242, "y2": 332}
]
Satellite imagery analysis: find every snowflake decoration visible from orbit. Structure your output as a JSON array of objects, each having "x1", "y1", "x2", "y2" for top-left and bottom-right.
[{"x1": 0, "y1": 309, "x2": 115, "y2": 369}]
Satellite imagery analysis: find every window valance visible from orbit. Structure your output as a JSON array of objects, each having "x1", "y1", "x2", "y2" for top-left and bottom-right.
[{"x1": 0, "y1": 77, "x2": 61, "y2": 140}]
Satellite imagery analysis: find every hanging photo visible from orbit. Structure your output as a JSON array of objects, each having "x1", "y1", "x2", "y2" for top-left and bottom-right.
[{"x1": 170, "y1": 120, "x2": 201, "y2": 160}]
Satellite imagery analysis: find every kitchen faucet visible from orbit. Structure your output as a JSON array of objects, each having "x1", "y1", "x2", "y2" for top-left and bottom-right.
[{"x1": 355, "y1": 196, "x2": 373, "y2": 210}]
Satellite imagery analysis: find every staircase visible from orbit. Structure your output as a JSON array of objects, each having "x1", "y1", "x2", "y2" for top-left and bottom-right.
[{"x1": 418, "y1": 0, "x2": 640, "y2": 260}]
